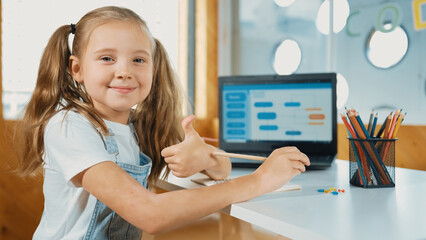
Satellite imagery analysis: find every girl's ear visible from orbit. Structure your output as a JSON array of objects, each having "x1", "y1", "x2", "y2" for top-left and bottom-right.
[{"x1": 69, "y1": 55, "x2": 83, "y2": 83}]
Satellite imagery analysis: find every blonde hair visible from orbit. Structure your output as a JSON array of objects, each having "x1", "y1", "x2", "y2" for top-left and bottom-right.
[{"x1": 15, "y1": 6, "x2": 183, "y2": 184}]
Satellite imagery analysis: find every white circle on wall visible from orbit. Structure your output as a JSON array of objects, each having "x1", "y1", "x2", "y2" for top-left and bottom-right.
[
  {"x1": 273, "y1": 39, "x2": 302, "y2": 75},
  {"x1": 274, "y1": 0, "x2": 296, "y2": 8},
  {"x1": 316, "y1": 0, "x2": 350, "y2": 35},
  {"x1": 336, "y1": 73, "x2": 349, "y2": 109},
  {"x1": 366, "y1": 25, "x2": 408, "y2": 69}
]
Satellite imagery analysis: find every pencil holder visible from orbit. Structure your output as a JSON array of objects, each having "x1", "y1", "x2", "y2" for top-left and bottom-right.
[{"x1": 348, "y1": 137, "x2": 396, "y2": 188}]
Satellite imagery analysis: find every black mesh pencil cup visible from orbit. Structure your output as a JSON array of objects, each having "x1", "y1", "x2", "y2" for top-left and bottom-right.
[{"x1": 348, "y1": 137, "x2": 396, "y2": 188}]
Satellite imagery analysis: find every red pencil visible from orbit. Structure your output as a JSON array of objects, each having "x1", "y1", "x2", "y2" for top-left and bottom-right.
[
  {"x1": 340, "y1": 113, "x2": 371, "y2": 184},
  {"x1": 387, "y1": 110, "x2": 400, "y2": 139}
]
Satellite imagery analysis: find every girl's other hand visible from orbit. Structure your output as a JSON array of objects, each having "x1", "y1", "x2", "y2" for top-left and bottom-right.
[
  {"x1": 161, "y1": 115, "x2": 231, "y2": 179},
  {"x1": 253, "y1": 147, "x2": 310, "y2": 194}
]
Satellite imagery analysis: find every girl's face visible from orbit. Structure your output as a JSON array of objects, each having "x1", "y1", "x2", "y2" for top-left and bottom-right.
[{"x1": 70, "y1": 21, "x2": 153, "y2": 124}]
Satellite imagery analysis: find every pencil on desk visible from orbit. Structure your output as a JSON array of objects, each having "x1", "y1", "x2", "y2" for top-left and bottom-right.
[{"x1": 212, "y1": 151, "x2": 266, "y2": 161}]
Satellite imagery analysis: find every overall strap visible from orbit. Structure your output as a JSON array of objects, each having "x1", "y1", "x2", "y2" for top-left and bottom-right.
[
  {"x1": 95, "y1": 128, "x2": 119, "y2": 157},
  {"x1": 128, "y1": 123, "x2": 140, "y2": 145}
]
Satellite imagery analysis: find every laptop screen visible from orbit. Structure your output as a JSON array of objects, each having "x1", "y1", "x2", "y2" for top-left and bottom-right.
[{"x1": 219, "y1": 73, "x2": 337, "y2": 156}]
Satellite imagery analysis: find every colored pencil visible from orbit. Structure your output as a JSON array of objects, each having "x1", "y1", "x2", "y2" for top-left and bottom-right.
[
  {"x1": 381, "y1": 112, "x2": 393, "y2": 138},
  {"x1": 348, "y1": 132, "x2": 367, "y2": 186},
  {"x1": 367, "y1": 109, "x2": 375, "y2": 134},
  {"x1": 381, "y1": 111, "x2": 401, "y2": 160},
  {"x1": 375, "y1": 113, "x2": 391, "y2": 138},
  {"x1": 381, "y1": 111, "x2": 404, "y2": 161},
  {"x1": 341, "y1": 114, "x2": 368, "y2": 185},
  {"x1": 342, "y1": 112, "x2": 371, "y2": 183},
  {"x1": 370, "y1": 113, "x2": 378, "y2": 137},
  {"x1": 212, "y1": 151, "x2": 266, "y2": 161},
  {"x1": 391, "y1": 113, "x2": 405, "y2": 139},
  {"x1": 387, "y1": 110, "x2": 400, "y2": 139}
]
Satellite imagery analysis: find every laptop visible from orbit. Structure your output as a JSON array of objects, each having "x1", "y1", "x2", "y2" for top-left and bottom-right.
[{"x1": 218, "y1": 73, "x2": 337, "y2": 169}]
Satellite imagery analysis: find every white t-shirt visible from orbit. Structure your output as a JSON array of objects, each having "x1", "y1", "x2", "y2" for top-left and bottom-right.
[{"x1": 33, "y1": 110, "x2": 140, "y2": 240}]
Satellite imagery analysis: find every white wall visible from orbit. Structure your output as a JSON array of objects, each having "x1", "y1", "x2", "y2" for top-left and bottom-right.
[{"x1": 2, "y1": 0, "x2": 178, "y2": 119}]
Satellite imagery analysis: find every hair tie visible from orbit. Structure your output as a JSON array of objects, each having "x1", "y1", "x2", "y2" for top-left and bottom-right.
[{"x1": 70, "y1": 24, "x2": 76, "y2": 34}]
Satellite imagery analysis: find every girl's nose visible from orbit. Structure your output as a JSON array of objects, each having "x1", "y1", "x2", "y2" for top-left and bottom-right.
[
  {"x1": 115, "y1": 64, "x2": 132, "y2": 80},
  {"x1": 115, "y1": 71, "x2": 131, "y2": 80}
]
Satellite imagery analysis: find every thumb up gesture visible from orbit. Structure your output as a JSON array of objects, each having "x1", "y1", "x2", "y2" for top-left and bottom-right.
[{"x1": 161, "y1": 115, "x2": 231, "y2": 179}]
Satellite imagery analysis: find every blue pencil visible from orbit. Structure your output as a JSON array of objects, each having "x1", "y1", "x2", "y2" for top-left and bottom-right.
[
  {"x1": 370, "y1": 113, "x2": 378, "y2": 137},
  {"x1": 355, "y1": 113, "x2": 393, "y2": 185}
]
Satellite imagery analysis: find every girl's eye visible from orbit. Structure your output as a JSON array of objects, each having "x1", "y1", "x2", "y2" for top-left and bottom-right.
[
  {"x1": 101, "y1": 57, "x2": 114, "y2": 62},
  {"x1": 134, "y1": 58, "x2": 145, "y2": 63}
]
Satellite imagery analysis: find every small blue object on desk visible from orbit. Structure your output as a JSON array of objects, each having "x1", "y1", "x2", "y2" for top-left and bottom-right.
[{"x1": 317, "y1": 187, "x2": 345, "y2": 195}]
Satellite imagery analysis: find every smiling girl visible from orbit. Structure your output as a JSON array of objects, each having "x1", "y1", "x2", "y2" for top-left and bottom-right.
[{"x1": 15, "y1": 6, "x2": 309, "y2": 240}]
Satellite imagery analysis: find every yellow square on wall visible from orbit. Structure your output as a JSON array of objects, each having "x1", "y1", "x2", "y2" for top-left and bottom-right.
[{"x1": 413, "y1": 0, "x2": 426, "y2": 30}]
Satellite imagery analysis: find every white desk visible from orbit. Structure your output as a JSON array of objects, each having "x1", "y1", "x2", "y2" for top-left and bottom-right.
[{"x1": 156, "y1": 160, "x2": 426, "y2": 240}]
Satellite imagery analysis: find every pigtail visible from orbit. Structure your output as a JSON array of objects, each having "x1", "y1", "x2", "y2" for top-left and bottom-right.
[
  {"x1": 132, "y1": 38, "x2": 184, "y2": 184},
  {"x1": 14, "y1": 24, "x2": 106, "y2": 177},
  {"x1": 14, "y1": 25, "x2": 73, "y2": 177}
]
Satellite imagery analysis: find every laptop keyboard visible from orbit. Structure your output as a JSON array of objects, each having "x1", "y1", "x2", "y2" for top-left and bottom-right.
[{"x1": 308, "y1": 154, "x2": 335, "y2": 163}]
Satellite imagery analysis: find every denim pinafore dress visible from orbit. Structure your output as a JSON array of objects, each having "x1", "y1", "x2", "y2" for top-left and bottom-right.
[{"x1": 83, "y1": 128, "x2": 152, "y2": 240}]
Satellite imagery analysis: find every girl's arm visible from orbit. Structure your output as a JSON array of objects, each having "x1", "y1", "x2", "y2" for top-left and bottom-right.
[
  {"x1": 75, "y1": 146, "x2": 309, "y2": 234},
  {"x1": 161, "y1": 115, "x2": 231, "y2": 180}
]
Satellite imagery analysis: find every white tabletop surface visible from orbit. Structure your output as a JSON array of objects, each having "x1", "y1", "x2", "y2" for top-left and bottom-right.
[{"x1": 156, "y1": 160, "x2": 426, "y2": 240}]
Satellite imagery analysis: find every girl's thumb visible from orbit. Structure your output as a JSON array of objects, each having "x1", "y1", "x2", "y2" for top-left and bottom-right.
[{"x1": 181, "y1": 115, "x2": 196, "y2": 138}]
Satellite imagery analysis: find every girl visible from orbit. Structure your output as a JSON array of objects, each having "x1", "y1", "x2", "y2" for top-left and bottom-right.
[{"x1": 15, "y1": 6, "x2": 310, "y2": 240}]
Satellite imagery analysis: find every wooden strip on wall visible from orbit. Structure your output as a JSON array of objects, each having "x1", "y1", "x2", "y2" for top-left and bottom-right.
[
  {"x1": 0, "y1": 0, "x2": 3, "y2": 119},
  {"x1": 193, "y1": 0, "x2": 219, "y2": 144}
]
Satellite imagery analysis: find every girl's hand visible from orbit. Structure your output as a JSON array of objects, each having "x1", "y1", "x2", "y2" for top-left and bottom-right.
[
  {"x1": 253, "y1": 147, "x2": 310, "y2": 194},
  {"x1": 161, "y1": 115, "x2": 231, "y2": 179}
]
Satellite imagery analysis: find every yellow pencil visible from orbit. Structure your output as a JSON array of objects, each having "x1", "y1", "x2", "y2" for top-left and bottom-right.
[
  {"x1": 381, "y1": 112, "x2": 392, "y2": 138},
  {"x1": 387, "y1": 110, "x2": 400, "y2": 139},
  {"x1": 391, "y1": 113, "x2": 404, "y2": 139}
]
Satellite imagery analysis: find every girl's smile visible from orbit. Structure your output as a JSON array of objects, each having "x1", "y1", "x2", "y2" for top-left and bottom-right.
[{"x1": 109, "y1": 86, "x2": 137, "y2": 94}]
